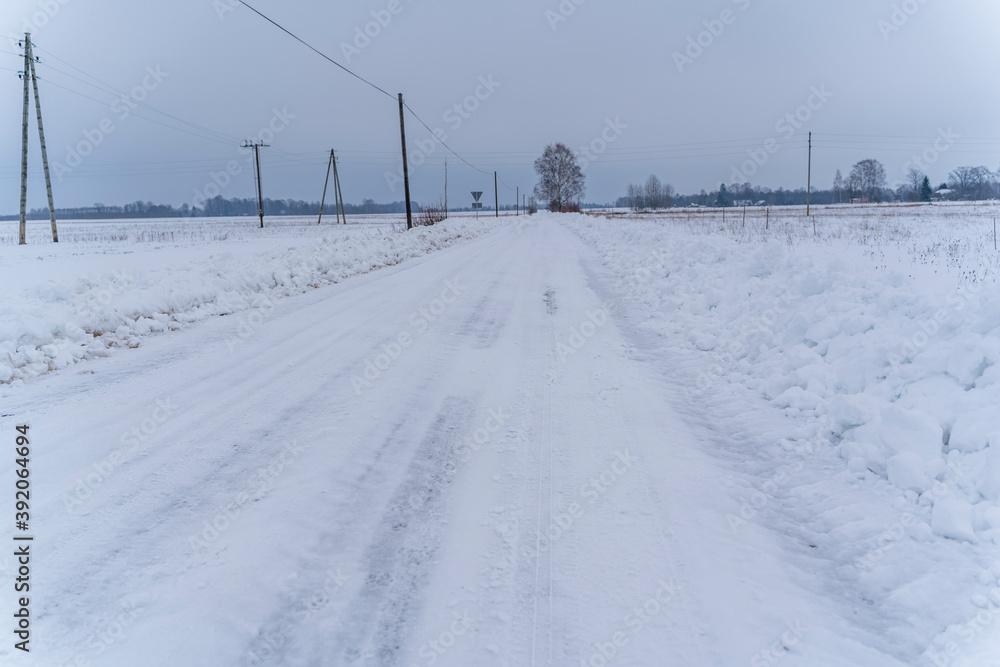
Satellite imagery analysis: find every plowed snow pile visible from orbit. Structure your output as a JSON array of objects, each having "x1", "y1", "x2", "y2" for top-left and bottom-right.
[{"x1": 0, "y1": 216, "x2": 500, "y2": 384}]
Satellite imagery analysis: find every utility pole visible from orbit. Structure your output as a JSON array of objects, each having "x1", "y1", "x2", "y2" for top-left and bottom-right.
[
  {"x1": 806, "y1": 131, "x2": 812, "y2": 217},
  {"x1": 444, "y1": 158, "x2": 448, "y2": 219},
  {"x1": 318, "y1": 148, "x2": 346, "y2": 225},
  {"x1": 318, "y1": 149, "x2": 333, "y2": 225},
  {"x1": 517, "y1": 186, "x2": 519, "y2": 216},
  {"x1": 398, "y1": 93, "x2": 413, "y2": 230},
  {"x1": 494, "y1": 171, "x2": 498, "y2": 218},
  {"x1": 18, "y1": 34, "x2": 30, "y2": 245},
  {"x1": 242, "y1": 140, "x2": 269, "y2": 228},
  {"x1": 18, "y1": 34, "x2": 58, "y2": 245},
  {"x1": 27, "y1": 38, "x2": 57, "y2": 242},
  {"x1": 332, "y1": 149, "x2": 345, "y2": 224}
]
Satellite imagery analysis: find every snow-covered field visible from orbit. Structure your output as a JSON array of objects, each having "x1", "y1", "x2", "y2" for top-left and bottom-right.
[{"x1": 0, "y1": 204, "x2": 998, "y2": 666}]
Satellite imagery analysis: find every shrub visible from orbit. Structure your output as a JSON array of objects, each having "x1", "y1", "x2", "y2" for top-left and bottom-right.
[{"x1": 416, "y1": 201, "x2": 447, "y2": 226}]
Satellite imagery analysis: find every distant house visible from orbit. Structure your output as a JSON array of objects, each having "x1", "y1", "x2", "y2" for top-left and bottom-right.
[
  {"x1": 934, "y1": 188, "x2": 954, "y2": 201},
  {"x1": 850, "y1": 198, "x2": 869, "y2": 204}
]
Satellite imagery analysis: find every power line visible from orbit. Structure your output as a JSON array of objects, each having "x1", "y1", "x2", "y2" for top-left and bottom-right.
[
  {"x1": 235, "y1": 1, "x2": 494, "y2": 181},
  {"x1": 236, "y1": 0, "x2": 396, "y2": 101},
  {"x1": 33, "y1": 45, "x2": 305, "y2": 162},
  {"x1": 36, "y1": 76, "x2": 238, "y2": 147},
  {"x1": 402, "y1": 102, "x2": 492, "y2": 176},
  {"x1": 35, "y1": 47, "x2": 241, "y2": 145}
]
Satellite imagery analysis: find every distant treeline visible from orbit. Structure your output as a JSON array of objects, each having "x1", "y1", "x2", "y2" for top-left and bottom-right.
[
  {"x1": 2, "y1": 196, "x2": 415, "y2": 221},
  {"x1": 616, "y1": 184, "x2": 834, "y2": 210},
  {"x1": 3, "y1": 196, "x2": 617, "y2": 220}
]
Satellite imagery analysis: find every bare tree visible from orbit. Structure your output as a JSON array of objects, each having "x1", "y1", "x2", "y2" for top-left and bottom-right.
[
  {"x1": 626, "y1": 183, "x2": 644, "y2": 211},
  {"x1": 849, "y1": 159, "x2": 888, "y2": 202},
  {"x1": 533, "y1": 143, "x2": 586, "y2": 212},
  {"x1": 845, "y1": 169, "x2": 860, "y2": 201},
  {"x1": 833, "y1": 170, "x2": 844, "y2": 203},
  {"x1": 644, "y1": 175, "x2": 664, "y2": 210},
  {"x1": 948, "y1": 166, "x2": 995, "y2": 200},
  {"x1": 662, "y1": 181, "x2": 676, "y2": 208},
  {"x1": 907, "y1": 168, "x2": 926, "y2": 202}
]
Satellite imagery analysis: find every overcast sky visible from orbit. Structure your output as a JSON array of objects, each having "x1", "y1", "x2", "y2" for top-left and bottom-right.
[{"x1": 2, "y1": 0, "x2": 1000, "y2": 212}]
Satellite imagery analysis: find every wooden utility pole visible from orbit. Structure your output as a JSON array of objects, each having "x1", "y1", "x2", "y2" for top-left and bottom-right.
[
  {"x1": 494, "y1": 171, "x2": 498, "y2": 217},
  {"x1": 27, "y1": 39, "x2": 57, "y2": 242},
  {"x1": 806, "y1": 131, "x2": 812, "y2": 217},
  {"x1": 243, "y1": 140, "x2": 269, "y2": 228},
  {"x1": 398, "y1": 93, "x2": 412, "y2": 230},
  {"x1": 332, "y1": 150, "x2": 345, "y2": 224},
  {"x1": 516, "y1": 186, "x2": 519, "y2": 216},
  {"x1": 18, "y1": 34, "x2": 59, "y2": 245},
  {"x1": 18, "y1": 34, "x2": 30, "y2": 245},
  {"x1": 318, "y1": 149, "x2": 333, "y2": 225},
  {"x1": 444, "y1": 158, "x2": 448, "y2": 219},
  {"x1": 254, "y1": 143, "x2": 264, "y2": 228}
]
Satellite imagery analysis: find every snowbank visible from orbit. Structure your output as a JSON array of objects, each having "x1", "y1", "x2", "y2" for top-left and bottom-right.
[
  {"x1": 0, "y1": 218, "x2": 501, "y2": 384},
  {"x1": 568, "y1": 212, "x2": 1000, "y2": 542}
]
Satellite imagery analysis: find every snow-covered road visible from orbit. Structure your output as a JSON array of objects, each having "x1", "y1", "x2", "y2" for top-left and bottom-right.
[{"x1": 1, "y1": 216, "x2": 944, "y2": 666}]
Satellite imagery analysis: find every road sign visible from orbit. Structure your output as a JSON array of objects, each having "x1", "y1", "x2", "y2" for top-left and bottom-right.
[
  {"x1": 472, "y1": 203, "x2": 483, "y2": 209},
  {"x1": 472, "y1": 191, "x2": 483, "y2": 202}
]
